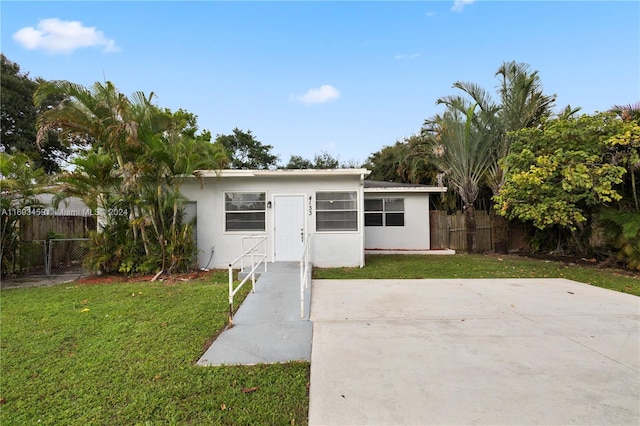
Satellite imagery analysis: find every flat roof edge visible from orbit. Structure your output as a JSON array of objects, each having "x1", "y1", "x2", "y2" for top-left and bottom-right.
[
  {"x1": 193, "y1": 169, "x2": 371, "y2": 178},
  {"x1": 364, "y1": 187, "x2": 447, "y2": 193}
]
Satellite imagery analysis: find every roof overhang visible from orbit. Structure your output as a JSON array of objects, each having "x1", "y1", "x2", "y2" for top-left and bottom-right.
[
  {"x1": 363, "y1": 180, "x2": 446, "y2": 193},
  {"x1": 192, "y1": 169, "x2": 371, "y2": 178},
  {"x1": 364, "y1": 186, "x2": 447, "y2": 193}
]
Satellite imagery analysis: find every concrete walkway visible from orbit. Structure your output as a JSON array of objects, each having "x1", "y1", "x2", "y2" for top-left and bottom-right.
[
  {"x1": 0, "y1": 273, "x2": 82, "y2": 289},
  {"x1": 195, "y1": 265, "x2": 639, "y2": 424},
  {"x1": 197, "y1": 262, "x2": 312, "y2": 366},
  {"x1": 309, "y1": 278, "x2": 640, "y2": 425}
]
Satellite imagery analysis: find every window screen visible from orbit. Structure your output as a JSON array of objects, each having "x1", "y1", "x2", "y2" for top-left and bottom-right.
[
  {"x1": 316, "y1": 191, "x2": 358, "y2": 231},
  {"x1": 365, "y1": 198, "x2": 404, "y2": 227},
  {"x1": 225, "y1": 192, "x2": 266, "y2": 231}
]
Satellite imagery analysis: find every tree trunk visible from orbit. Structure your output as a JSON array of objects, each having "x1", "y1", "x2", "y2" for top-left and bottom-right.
[
  {"x1": 631, "y1": 170, "x2": 638, "y2": 212},
  {"x1": 464, "y1": 205, "x2": 477, "y2": 253},
  {"x1": 139, "y1": 222, "x2": 151, "y2": 257},
  {"x1": 493, "y1": 209, "x2": 508, "y2": 254}
]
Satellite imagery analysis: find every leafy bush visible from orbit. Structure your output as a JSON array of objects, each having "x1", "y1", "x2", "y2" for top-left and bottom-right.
[
  {"x1": 0, "y1": 153, "x2": 47, "y2": 277},
  {"x1": 83, "y1": 206, "x2": 197, "y2": 276},
  {"x1": 599, "y1": 208, "x2": 640, "y2": 271}
]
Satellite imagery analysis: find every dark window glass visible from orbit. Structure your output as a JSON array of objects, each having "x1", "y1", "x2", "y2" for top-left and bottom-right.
[
  {"x1": 364, "y1": 198, "x2": 404, "y2": 227},
  {"x1": 365, "y1": 213, "x2": 383, "y2": 226},
  {"x1": 385, "y1": 213, "x2": 405, "y2": 227}
]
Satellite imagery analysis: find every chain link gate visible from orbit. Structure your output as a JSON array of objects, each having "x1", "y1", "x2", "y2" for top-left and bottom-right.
[{"x1": 46, "y1": 238, "x2": 91, "y2": 276}]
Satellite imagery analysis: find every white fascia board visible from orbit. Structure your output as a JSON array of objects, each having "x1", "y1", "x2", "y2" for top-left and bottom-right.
[
  {"x1": 192, "y1": 170, "x2": 252, "y2": 178},
  {"x1": 364, "y1": 186, "x2": 447, "y2": 193},
  {"x1": 193, "y1": 169, "x2": 371, "y2": 178}
]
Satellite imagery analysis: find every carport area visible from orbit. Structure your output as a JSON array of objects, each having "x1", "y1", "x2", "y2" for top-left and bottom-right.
[{"x1": 309, "y1": 278, "x2": 639, "y2": 425}]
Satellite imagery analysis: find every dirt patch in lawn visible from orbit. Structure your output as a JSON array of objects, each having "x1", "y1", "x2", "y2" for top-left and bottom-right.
[
  {"x1": 490, "y1": 252, "x2": 638, "y2": 278},
  {"x1": 75, "y1": 270, "x2": 224, "y2": 285},
  {"x1": 2, "y1": 270, "x2": 225, "y2": 289}
]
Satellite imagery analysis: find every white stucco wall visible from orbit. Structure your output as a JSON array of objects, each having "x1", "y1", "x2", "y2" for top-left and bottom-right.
[
  {"x1": 180, "y1": 171, "x2": 366, "y2": 269},
  {"x1": 363, "y1": 191, "x2": 431, "y2": 250}
]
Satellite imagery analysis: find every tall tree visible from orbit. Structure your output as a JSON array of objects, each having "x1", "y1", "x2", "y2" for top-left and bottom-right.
[
  {"x1": 1, "y1": 54, "x2": 69, "y2": 173},
  {"x1": 215, "y1": 128, "x2": 278, "y2": 169},
  {"x1": 35, "y1": 80, "x2": 226, "y2": 274},
  {"x1": 367, "y1": 136, "x2": 460, "y2": 185},
  {"x1": 609, "y1": 102, "x2": 640, "y2": 211},
  {"x1": 312, "y1": 151, "x2": 340, "y2": 169},
  {"x1": 34, "y1": 80, "x2": 165, "y2": 170},
  {"x1": 610, "y1": 102, "x2": 640, "y2": 123},
  {"x1": 134, "y1": 129, "x2": 227, "y2": 272},
  {"x1": 495, "y1": 112, "x2": 628, "y2": 256},
  {"x1": 598, "y1": 103, "x2": 640, "y2": 269},
  {"x1": 420, "y1": 99, "x2": 495, "y2": 252},
  {"x1": 282, "y1": 151, "x2": 360, "y2": 169},
  {"x1": 283, "y1": 155, "x2": 314, "y2": 169},
  {"x1": 365, "y1": 141, "x2": 411, "y2": 182},
  {"x1": 441, "y1": 61, "x2": 556, "y2": 252}
]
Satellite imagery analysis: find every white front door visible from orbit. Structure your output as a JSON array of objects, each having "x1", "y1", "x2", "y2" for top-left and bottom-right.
[{"x1": 274, "y1": 195, "x2": 305, "y2": 261}]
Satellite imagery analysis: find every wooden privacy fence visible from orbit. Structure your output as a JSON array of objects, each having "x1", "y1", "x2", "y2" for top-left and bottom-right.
[
  {"x1": 3, "y1": 215, "x2": 96, "y2": 276},
  {"x1": 430, "y1": 210, "x2": 530, "y2": 252},
  {"x1": 19, "y1": 214, "x2": 95, "y2": 241}
]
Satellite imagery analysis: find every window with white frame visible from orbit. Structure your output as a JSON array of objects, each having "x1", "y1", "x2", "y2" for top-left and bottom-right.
[
  {"x1": 224, "y1": 192, "x2": 266, "y2": 231},
  {"x1": 364, "y1": 198, "x2": 404, "y2": 227},
  {"x1": 316, "y1": 191, "x2": 358, "y2": 231}
]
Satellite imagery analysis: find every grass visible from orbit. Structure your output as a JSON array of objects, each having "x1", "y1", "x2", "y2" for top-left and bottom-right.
[
  {"x1": 314, "y1": 254, "x2": 640, "y2": 297},
  {"x1": 0, "y1": 271, "x2": 309, "y2": 425},
  {"x1": 2, "y1": 254, "x2": 637, "y2": 425}
]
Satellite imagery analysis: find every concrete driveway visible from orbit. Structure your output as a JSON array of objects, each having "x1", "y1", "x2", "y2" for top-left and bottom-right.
[{"x1": 308, "y1": 278, "x2": 639, "y2": 425}]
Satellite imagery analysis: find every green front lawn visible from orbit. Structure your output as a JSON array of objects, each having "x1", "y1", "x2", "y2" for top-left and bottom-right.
[
  {"x1": 0, "y1": 272, "x2": 309, "y2": 425},
  {"x1": 2, "y1": 254, "x2": 637, "y2": 425},
  {"x1": 314, "y1": 254, "x2": 640, "y2": 297}
]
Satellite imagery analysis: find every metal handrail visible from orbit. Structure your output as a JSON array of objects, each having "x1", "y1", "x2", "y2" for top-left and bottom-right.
[
  {"x1": 300, "y1": 233, "x2": 311, "y2": 318},
  {"x1": 228, "y1": 236, "x2": 267, "y2": 325},
  {"x1": 239, "y1": 235, "x2": 268, "y2": 274}
]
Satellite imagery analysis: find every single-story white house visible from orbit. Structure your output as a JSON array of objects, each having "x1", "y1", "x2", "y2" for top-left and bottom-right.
[{"x1": 181, "y1": 169, "x2": 448, "y2": 269}]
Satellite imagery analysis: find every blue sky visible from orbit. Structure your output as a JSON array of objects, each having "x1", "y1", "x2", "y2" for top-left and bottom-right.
[{"x1": 2, "y1": 1, "x2": 639, "y2": 166}]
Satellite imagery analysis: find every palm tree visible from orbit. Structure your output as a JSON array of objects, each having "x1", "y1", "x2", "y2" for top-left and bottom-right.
[
  {"x1": 495, "y1": 62, "x2": 555, "y2": 132},
  {"x1": 441, "y1": 61, "x2": 556, "y2": 253},
  {"x1": 34, "y1": 80, "x2": 225, "y2": 274},
  {"x1": 610, "y1": 102, "x2": 640, "y2": 123},
  {"x1": 33, "y1": 81, "x2": 164, "y2": 170},
  {"x1": 557, "y1": 105, "x2": 582, "y2": 120},
  {"x1": 52, "y1": 149, "x2": 119, "y2": 214},
  {"x1": 135, "y1": 130, "x2": 227, "y2": 272},
  {"x1": 35, "y1": 81, "x2": 166, "y2": 258},
  {"x1": 420, "y1": 99, "x2": 495, "y2": 253}
]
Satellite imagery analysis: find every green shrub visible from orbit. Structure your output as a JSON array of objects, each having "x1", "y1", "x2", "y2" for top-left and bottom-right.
[{"x1": 600, "y1": 208, "x2": 640, "y2": 271}]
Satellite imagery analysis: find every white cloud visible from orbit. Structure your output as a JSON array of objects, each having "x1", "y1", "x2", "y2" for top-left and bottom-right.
[
  {"x1": 451, "y1": 0, "x2": 475, "y2": 13},
  {"x1": 291, "y1": 84, "x2": 340, "y2": 105},
  {"x1": 13, "y1": 18, "x2": 120, "y2": 54},
  {"x1": 425, "y1": 11, "x2": 436, "y2": 18},
  {"x1": 395, "y1": 53, "x2": 421, "y2": 60}
]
